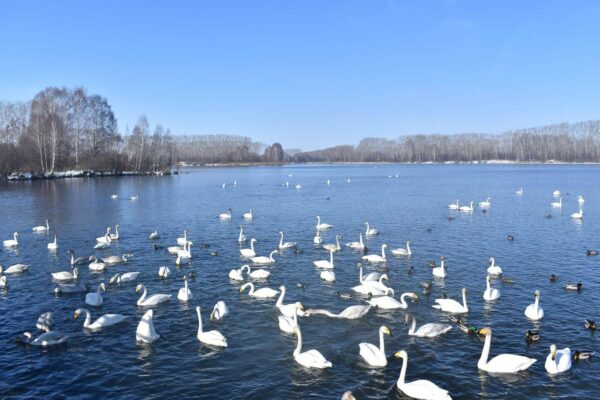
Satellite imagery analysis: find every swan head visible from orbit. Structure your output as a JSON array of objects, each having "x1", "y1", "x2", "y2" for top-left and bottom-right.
[
  {"x1": 406, "y1": 292, "x2": 419, "y2": 302},
  {"x1": 440, "y1": 256, "x2": 445, "y2": 260},
  {"x1": 109, "y1": 274, "x2": 120, "y2": 285},
  {"x1": 486, "y1": 276, "x2": 491, "y2": 283},
  {"x1": 99, "y1": 283, "x2": 106, "y2": 292},
  {"x1": 550, "y1": 344, "x2": 557, "y2": 360},
  {"x1": 380, "y1": 274, "x2": 389, "y2": 282},
  {"x1": 534, "y1": 290, "x2": 540, "y2": 298},
  {"x1": 294, "y1": 302, "x2": 304, "y2": 311},
  {"x1": 462, "y1": 287, "x2": 467, "y2": 295},
  {"x1": 135, "y1": 284, "x2": 145, "y2": 293},
  {"x1": 381, "y1": 326, "x2": 392, "y2": 337},
  {"x1": 478, "y1": 327, "x2": 491, "y2": 336},
  {"x1": 385, "y1": 288, "x2": 395, "y2": 296},
  {"x1": 393, "y1": 350, "x2": 407, "y2": 360},
  {"x1": 239, "y1": 283, "x2": 252, "y2": 293},
  {"x1": 251, "y1": 238, "x2": 257, "y2": 243},
  {"x1": 341, "y1": 391, "x2": 357, "y2": 400},
  {"x1": 73, "y1": 308, "x2": 85, "y2": 320},
  {"x1": 279, "y1": 285, "x2": 285, "y2": 291}
]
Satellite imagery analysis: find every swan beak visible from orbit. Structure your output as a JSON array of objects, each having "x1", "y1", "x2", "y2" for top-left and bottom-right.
[
  {"x1": 551, "y1": 350, "x2": 556, "y2": 361},
  {"x1": 210, "y1": 310, "x2": 215, "y2": 320},
  {"x1": 73, "y1": 312, "x2": 79, "y2": 320},
  {"x1": 393, "y1": 351, "x2": 402, "y2": 358},
  {"x1": 239, "y1": 287, "x2": 244, "y2": 293}
]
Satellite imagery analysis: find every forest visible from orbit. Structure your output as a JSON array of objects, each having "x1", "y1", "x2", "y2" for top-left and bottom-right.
[{"x1": 2, "y1": 86, "x2": 600, "y2": 177}]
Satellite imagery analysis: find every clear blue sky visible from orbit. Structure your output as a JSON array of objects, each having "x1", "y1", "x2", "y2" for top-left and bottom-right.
[{"x1": 1, "y1": 1, "x2": 599, "y2": 150}]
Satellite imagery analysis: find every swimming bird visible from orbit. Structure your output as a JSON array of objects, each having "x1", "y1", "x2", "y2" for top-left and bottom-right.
[
  {"x1": 394, "y1": 350, "x2": 451, "y2": 400},
  {"x1": 88, "y1": 256, "x2": 106, "y2": 272},
  {"x1": 158, "y1": 266, "x2": 171, "y2": 279},
  {"x1": 406, "y1": 314, "x2": 451, "y2": 338},
  {"x1": 3, "y1": 232, "x2": 19, "y2": 247},
  {"x1": 196, "y1": 306, "x2": 227, "y2": 347},
  {"x1": 545, "y1": 344, "x2": 572, "y2": 374},
  {"x1": 240, "y1": 282, "x2": 279, "y2": 298},
  {"x1": 525, "y1": 330, "x2": 541, "y2": 342},
  {"x1": 240, "y1": 238, "x2": 257, "y2": 258},
  {"x1": 346, "y1": 233, "x2": 366, "y2": 250},
  {"x1": 237, "y1": 226, "x2": 246, "y2": 243},
  {"x1": 432, "y1": 257, "x2": 447, "y2": 278},
  {"x1": 136, "y1": 309, "x2": 160, "y2": 343},
  {"x1": 129, "y1": 194, "x2": 139, "y2": 201},
  {"x1": 357, "y1": 264, "x2": 382, "y2": 282},
  {"x1": 293, "y1": 326, "x2": 332, "y2": 369},
  {"x1": 135, "y1": 284, "x2": 172, "y2": 306},
  {"x1": 74, "y1": 308, "x2": 127, "y2": 331},
  {"x1": 278, "y1": 231, "x2": 297, "y2": 249},
  {"x1": 219, "y1": 208, "x2": 232, "y2": 220},
  {"x1": 448, "y1": 200, "x2": 459, "y2": 210},
  {"x1": 433, "y1": 288, "x2": 468, "y2": 314},
  {"x1": 359, "y1": 326, "x2": 392, "y2": 367},
  {"x1": 586, "y1": 249, "x2": 599, "y2": 256},
  {"x1": 313, "y1": 229, "x2": 323, "y2": 244},
  {"x1": 51, "y1": 267, "x2": 78, "y2": 282},
  {"x1": 479, "y1": 198, "x2": 491, "y2": 208},
  {"x1": 524, "y1": 290, "x2": 544, "y2": 320},
  {"x1": 364, "y1": 222, "x2": 378, "y2": 236},
  {"x1": 276, "y1": 286, "x2": 304, "y2": 317},
  {"x1": 278, "y1": 304, "x2": 300, "y2": 333},
  {"x1": 47, "y1": 235, "x2": 58, "y2": 250},
  {"x1": 241, "y1": 265, "x2": 270, "y2": 279},
  {"x1": 323, "y1": 234, "x2": 342, "y2": 252},
  {"x1": 516, "y1": 187, "x2": 523, "y2": 195},
  {"x1": 110, "y1": 194, "x2": 118, "y2": 199},
  {"x1": 459, "y1": 201, "x2": 474, "y2": 212},
  {"x1": 53, "y1": 282, "x2": 88, "y2": 294},
  {"x1": 0, "y1": 263, "x2": 29, "y2": 275},
  {"x1": 177, "y1": 229, "x2": 189, "y2": 246},
  {"x1": 572, "y1": 351, "x2": 595, "y2": 361},
  {"x1": 571, "y1": 209, "x2": 584, "y2": 219},
  {"x1": 149, "y1": 230, "x2": 159, "y2": 240},
  {"x1": 483, "y1": 276, "x2": 501, "y2": 301},
  {"x1": 32, "y1": 219, "x2": 50, "y2": 233},
  {"x1": 305, "y1": 304, "x2": 372, "y2": 319},
  {"x1": 487, "y1": 257, "x2": 503, "y2": 276},
  {"x1": 210, "y1": 301, "x2": 229, "y2": 321},
  {"x1": 16, "y1": 331, "x2": 68, "y2": 347},
  {"x1": 315, "y1": 216, "x2": 333, "y2": 230},
  {"x1": 553, "y1": 190, "x2": 561, "y2": 196},
  {"x1": 551, "y1": 198, "x2": 562, "y2": 208},
  {"x1": 109, "y1": 224, "x2": 120, "y2": 240},
  {"x1": 228, "y1": 266, "x2": 245, "y2": 281},
  {"x1": 391, "y1": 241, "x2": 412, "y2": 256},
  {"x1": 250, "y1": 250, "x2": 277, "y2": 265},
  {"x1": 313, "y1": 250, "x2": 334, "y2": 269},
  {"x1": 36, "y1": 312, "x2": 54, "y2": 332},
  {"x1": 68, "y1": 250, "x2": 89, "y2": 265},
  {"x1": 109, "y1": 272, "x2": 140, "y2": 285},
  {"x1": 361, "y1": 244, "x2": 387, "y2": 263},
  {"x1": 367, "y1": 291, "x2": 418, "y2": 310},
  {"x1": 477, "y1": 327, "x2": 536, "y2": 373},
  {"x1": 102, "y1": 254, "x2": 128, "y2": 265},
  {"x1": 549, "y1": 274, "x2": 558, "y2": 282},
  {"x1": 243, "y1": 209, "x2": 253, "y2": 220},
  {"x1": 585, "y1": 319, "x2": 596, "y2": 330},
  {"x1": 85, "y1": 283, "x2": 106, "y2": 306},
  {"x1": 96, "y1": 227, "x2": 111, "y2": 243},
  {"x1": 564, "y1": 283, "x2": 583, "y2": 292},
  {"x1": 177, "y1": 276, "x2": 193, "y2": 302},
  {"x1": 507, "y1": 234, "x2": 514, "y2": 241},
  {"x1": 94, "y1": 234, "x2": 111, "y2": 249}
]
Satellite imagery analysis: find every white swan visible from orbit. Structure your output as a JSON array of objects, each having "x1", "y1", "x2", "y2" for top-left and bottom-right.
[
  {"x1": 241, "y1": 265, "x2": 270, "y2": 279},
  {"x1": 177, "y1": 241, "x2": 192, "y2": 259},
  {"x1": 433, "y1": 288, "x2": 468, "y2": 314},
  {"x1": 483, "y1": 276, "x2": 501, "y2": 301},
  {"x1": 487, "y1": 257, "x2": 503, "y2": 276},
  {"x1": 364, "y1": 222, "x2": 378, "y2": 236},
  {"x1": 88, "y1": 256, "x2": 106, "y2": 272},
  {"x1": 407, "y1": 315, "x2": 451, "y2": 338},
  {"x1": 578, "y1": 195, "x2": 585, "y2": 204},
  {"x1": 361, "y1": 244, "x2": 387, "y2": 263},
  {"x1": 3, "y1": 232, "x2": 18, "y2": 247},
  {"x1": 278, "y1": 305, "x2": 300, "y2": 333},
  {"x1": 17, "y1": 331, "x2": 68, "y2": 347},
  {"x1": 359, "y1": 326, "x2": 392, "y2": 367},
  {"x1": 571, "y1": 209, "x2": 584, "y2": 219},
  {"x1": 0, "y1": 263, "x2": 29, "y2": 275},
  {"x1": 359, "y1": 274, "x2": 390, "y2": 292},
  {"x1": 276, "y1": 286, "x2": 304, "y2": 317},
  {"x1": 219, "y1": 208, "x2": 232, "y2": 220},
  {"x1": 85, "y1": 283, "x2": 106, "y2": 307},
  {"x1": 448, "y1": 199, "x2": 459, "y2": 210},
  {"x1": 177, "y1": 229, "x2": 189, "y2": 246},
  {"x1": 51, "y1": 267, "x2": 78, "y2": 282},
  {"x1": 196, "y1": 306, "x2": 227, "y2": 347},
  {"x1": 129, "y1": 194, "x2": 139, "y2": 201},
  {"x1": 391, "y1": 241, "x2": 412, "y2": 256},
  {"x1": 110, "y1": 194, "x2": 118, "y2": 199},
  {"x1": 243, "y1": 209, "x2": 253, "y2": 220},
  {"x1": 479, "y1": 198, "x2": 491, "y2": 208},
  {"x1": 459, "y1": 201, "x2": 474, "y2": 212},
  {"x1": 394, "y1": 350, "x2": 452, "y2": 400},
  {"x1": 109, "y1": 272, "x2": 139, "y2": 284},
  {"x1": 313, "y1": 229, "x2": 323, "y2": 244},
  {"x1": 228, "y1": 266, "x2": 245, "y2": 281},
  {"x1": 210, "y1": 301, "x2": 229, "y2": 320},
  {"x1": 313, "y1": 250, "x2": 334, "y2": 269},
  {"x1": 432, "y1": 257, "x2": 446, "y2": 278},
  {"x1": 96, "y1": 227, "x2": 111, "y2": 243},
  {"x1": 316, "y1": 215, "x2": 333, "y2": 230},
  {"x1": 516, "y1": 187, "x2": 524, "y2": 195},
  {"x1": 0, "y1": 276, "x2": 6, "y2": 288},
  {"x1": 94, "y1": 234, "x2": 111, "y2": 249},
  {"x1": 32, "y1": 219, "x2": 50, "y2": 232},
  {"x1": 240, "y1": 238, "x2": 257, "y2": 258},
  {"x1": 74, "y1": 308, "x2": 127, "y2": 330},
  {"x1": 553, "y1": 190, "x2": 561, "y2": 196},
  {"x1": 109, "y1": 224, "x2": 120, "y2": 240},
  {"x1": 136, "y1": 284, "x2": 172, "y2": 306},
  {"x1": 240, "y1": 282, "x2": 279, "y2": 298},
  {"x1": 158, "y1": 266, "x2": 172, "y2": 279},
  {"x1": 305, "y1": 304, "x2": 372, "y2": 319},
  {"x1": 47, "y1": 235, "x2": 58, "y2": 250},
  {"x1": 102, "y1": 254, "x2": 128, "y2": 265},
  {"x1": 293, "y1": 326, "x2": 332, "y2": 369},
  {"x1": 250, "y1": 250, "x2": 277, "y2": 265},
  {"x1": 323, "y1": 234, "x2": 341, "y2": 252},
  {"x1": 278, "y1": 231, "x2": 297, "y2": 249},
  {"x1": 149, "y1": 230, "x2": 159, "y2": 240},
  {"x1": 136, "y1": 309, "x2": 160, "y2": 343},
  {"x1": 358, "y1": 265, "x2": 381, "y2": 282},
  {"x1": 524, "y1": 290, "x2": 544, "y2": 320},
  {"x1": 238, "y1": 226, "x2": 246, "y2": 243},
  {"x1": 477, "y1": 327, "x2": 536, "y2": 373},
  {"x1": 346, "y1": 233, "x2": 365, "y2": 250},
  {"x1": 545, "y1": 344, "x2": 572, "y2": 374},
  {"x1": 551, "y1": 198, "x2": 562, "y2": 208},
  {"x1": 320, "y1": 270, "x2": 336, "y2": 282},
  {"x1": 367, "y1": 291, "x2": 418, "y2": 310},
  {"x1": 177, "y1": 276, "x2": 193, "y2": 302}
]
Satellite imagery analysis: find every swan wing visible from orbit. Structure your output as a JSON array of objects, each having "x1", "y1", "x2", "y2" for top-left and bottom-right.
[
  {"x1": 297, "y1": 350, "x2": 331, "y2": 368},
  {"x1": 399, "y1": 380, "x2": 451, "y2": 400},
  {"x1": 416, "y1": 323, "x2": 452, "y2": 337},
  {"x1": 254, "y1": 288, "x2": 278, "y2": 298},
  {"x1": 359, "y1": 343, "x2": 385, "y2": 366},
  {"x1": 485, "y1": 354, "x2": 536, "y2": 373},
  {"x1": 144, "y1": 294, "x2": 172, "y2": 305},
  {"x1": 368, "y1": 296, "x2": 402, "y2": 309},
  {"x1": 339, "y1": 305, "x2": 370, "y2": 319}
]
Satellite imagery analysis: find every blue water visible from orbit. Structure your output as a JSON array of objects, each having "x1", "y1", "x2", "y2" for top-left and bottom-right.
[{"x1": 0, "y1": 164, "x2": 599, "y2": 399}]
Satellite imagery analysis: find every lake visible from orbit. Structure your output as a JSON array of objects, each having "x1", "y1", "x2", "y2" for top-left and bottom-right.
[{"x1": 1, "y1": 164, "x2": 599, "y2": 399}]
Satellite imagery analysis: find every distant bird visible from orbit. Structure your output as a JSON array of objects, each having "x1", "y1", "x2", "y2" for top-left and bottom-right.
[
  {"x1": 545, "y1": 214, "x2": 552, "y2": 219},
  {"x1": 425, "y1": 227, "x2": 433, "y2": 233},
  {"x1": 525, "y1": 330, "x2": 541, "y2": 342},
  {"x1": 336, "y1": 291, "x2": 352, "y2": 300},
  {"x1": 584, "y1": 319, "x2": 596, "y2": 330},
  {"x1": 421, "y1": 281, "x2": 432, "y2": 294},
  {"x1": 447, "y1": 216, "x2": 455, "y2": 221},
  {"x1": 564, "y1": 283, "x2": 583, "y2": 292},
  {"x1": 296, "y1": 282, "x2": 306, "y2": 290},
  {"x1": 507, "y1": 234, "x2": 514, "y2": 241},
  {"x1": 573, "y1": 351, "x2": 594, "y2": 361},
  {"x1": 549, "y1": 274, "x2": 558, "y2": 282},
  {"x1": 153, "y1": 244, "x2": 163, "y2": 251},
  {"x1": 587, "y1": 249, "x2": 599, "y2": 256}
]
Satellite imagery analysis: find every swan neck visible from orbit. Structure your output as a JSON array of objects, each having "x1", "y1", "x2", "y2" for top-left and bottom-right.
[
  {"x1": 276, "y1": 286, "x2": 285, "y2": 306},
  {"x1": 406, "y1": 242, "x2": 411, "y2": 254},
  {"x1": 83, "y1": 310, "x2": 91, "y2": 328},
  {"x1": 478, "y1": 333, "x2": 492, "y2": 368},
  {"x1": 294, "y1": 328, "x2": 302, "y2": 356},
  {"x1": 398, "y1": 355, "x2": 408, "y2": 385},
  {"x1": 329, "y1": 250, "x2": 333, "y2": 264},
  {"x1": 410, "y1": 316, "x2": 416, "y2": 334},
  {"x1": 279, "y1": 232, "x2": 283, "y2": 247},
  {"x1": 379, "y1": 328, "x2": 386, "y2": 354},
  {"x1": 138, "y1": 286, "x2": 147, "y2": 304},
  {"x1": 381, "y1": 245, "x2": 386, "y2": 258},
  {"x1": 400, "y1": 293, "x2": 409, "y2": 308},
  {"x1": 359, "y1": 267, "x2": 364, "y2": 283},
  {"x1": 534, "y1": 295, "x2": 539, "y2": 309},
  {"x1": 197, "y1": 308, "x2": 203, "y2": 333},
  {"x1": 462, "y1": 290, "x2": 468, "y2": 310}
]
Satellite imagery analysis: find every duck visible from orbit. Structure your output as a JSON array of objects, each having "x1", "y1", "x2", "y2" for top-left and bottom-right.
[
  {"x1": 448, "y1": 200, "x2": 459, "y2": 210},
  {"x1": 210, "y1": 301, "x2": 229, "y2": 320},
  {"x1": 304, "y1": 304, "x2": 372, "y2": 319},
  {"x1": 565, "y1": 283, "x2": 583, "y2": 292},
  {"x1": 293, "y1": 326, "x2": 332, "y2": 369},
  {"x1": 524, "y1": 290, "x2": 544, "y2": 320},
  {"x1": 243, "y1": 209, "x2": 253, "y2": 220},
  {"x1": 316, "y1": 216, "x2": 333, "y2": 230},
  {"x1": 88, "y1": 256, "x2": 106, "y2": 272},
  {"x1": 525, "y1": 330, "x2": 541, "y2": 342},
  {"x1": 571, "y1": 209, "x2": 584, "y2": 219},
  {"x1": 16, "y1": 331, "x2": 68, "y2": 347},
  {"x1": 433, "y1": 288, "x2": 468, "y2": 314},
  {"x1": 219, "y1": 208, "x2": 232, "y2": 220},
  {"x1": 250, "y1": 250, "x2": 277, "y2": 265},
  {"x1": 158, "y1": 266, "x2": 171, "y2": 279},
  {"x1": 483, "y1": 276, "x2": 501, "y2": 301},
  {"x1": 407, "y1": 314, "x2": 451, "y2": 338},
  {"x1": 549, "y1": 274, "x2": 558, "y2": 282},
  {"x1": 346, "y1": 233, "x2": 366, "y2": 250},
  {"x1": 74, "y1": 308, "x2": 127, "y2": 331},
  {"x1": 313, "y1": 250, "x2": 334, "y2": 269},
  {"x1": 313, "y1": 230, "x2": 323, "y2": 244},
  {"x1": 359, "y1": 326, "x2": 392, "y2": 367},
  {"x1": 361, "y1": 244, "x2": 387, "y2": 263},
  {"x1": 3, "y1": 232, "x2": 19, "y2": 247},
  {"x1": 459, "y1": 201, "x2": 474, "y2": 212},
  {"x1": 364, "y1": 222, "x2": 378, "y2": 236},
  {"x1": 96, "y1": 227, "x2": 112, "y2": 243},
  {"x1": 240, "y1": 282, "x2": 279, "y2": 299},
  {"x1": 51, "y1": 267, "x2": 78, "y2": 282},
  {"x1": 479, "y1": 198, "x2": 491, "y2": 208},
  {"x1": 573, "y1": 351, "x2": 595, "y2": 361},
  {"x1": 136, "y1": 309, "x2": 160, "y2": 343},
  {"x1": 32, "y1": 219, "x2": 50, "y2": 232},
  {"x1": 135, "y1": 284, "x2": 172, "y2": 306},
  {"x1": 432, "y1": 256, "x2": 447, "y2": 278},
  {"x1": 391, "y1": 241, "x2": 412, "y2": 256},
  {"x1": 394, "y1": 350, "x2": 451, "y2": 400},
  {"x1": 585, "y1": 319, "x2": 596, "y2": 330},
  {"x1": 487, "y1": 257, "x2": 503, "y2": 276},
  {"x1": 85, "y1": 283, "x2": 106, "y2": 306},
  {"x1": 241, "y1": 265, "x2": 270, "y2": 279},
  {"x1": 278, "y1": 304, "x2": 301, "y2": 334},
  {"x1": 323, "y1": 234, "x2": 342, "y2": 252},
  {"x1": 320, "y1": 270, "x2": 336, "y2": 282},
  {"x1": 177, "y1": 276, "x2": 193, "y2": 302},
  {"x1": 240, "y1": 238, "x2": 257, "y2": 258},
  {"x1": 196, "y1": 306, "x2": 227, "y2": 347},
  {"x1": 586, "y1": 249, "x2": 599, "y2": 256},
  {"x1": 477, "y1": 327, "x2": 536, "y2": 373},
  {"x1": 545, "y1": 344, "x2": 572, "y2": 374},
  {"x1": 47, "y1": 235, "x2": 58, "y2": 250},
  {"x1": 276, "y1": 286, "x2": 304, "y2": 317},
  {"x1": 0, "y1": 263, "x2": 29, "y2": 275},
  {"x1": 367, "y1": 291, "x2": 418, "y2": 310},
  {"x1": 278, "y1": 231, "x2": 297, "y2": 249},
  {"x1": 149, "y1": 230, "x2": 159, "y2": 240},
  {"x1": 68, "y1": 250, "x2": 89, "y2": 265},
  {"x1": 551, "y1": 198, "x2": 562, "y2": 208},
  {"x1": 109, "y1": 272, "x2": 140, "y2": 285}
]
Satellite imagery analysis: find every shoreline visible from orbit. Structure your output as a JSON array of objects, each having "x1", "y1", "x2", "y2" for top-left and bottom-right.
[{"x1": 2, "y1": 169, "x2": 177, "y2": 181}]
